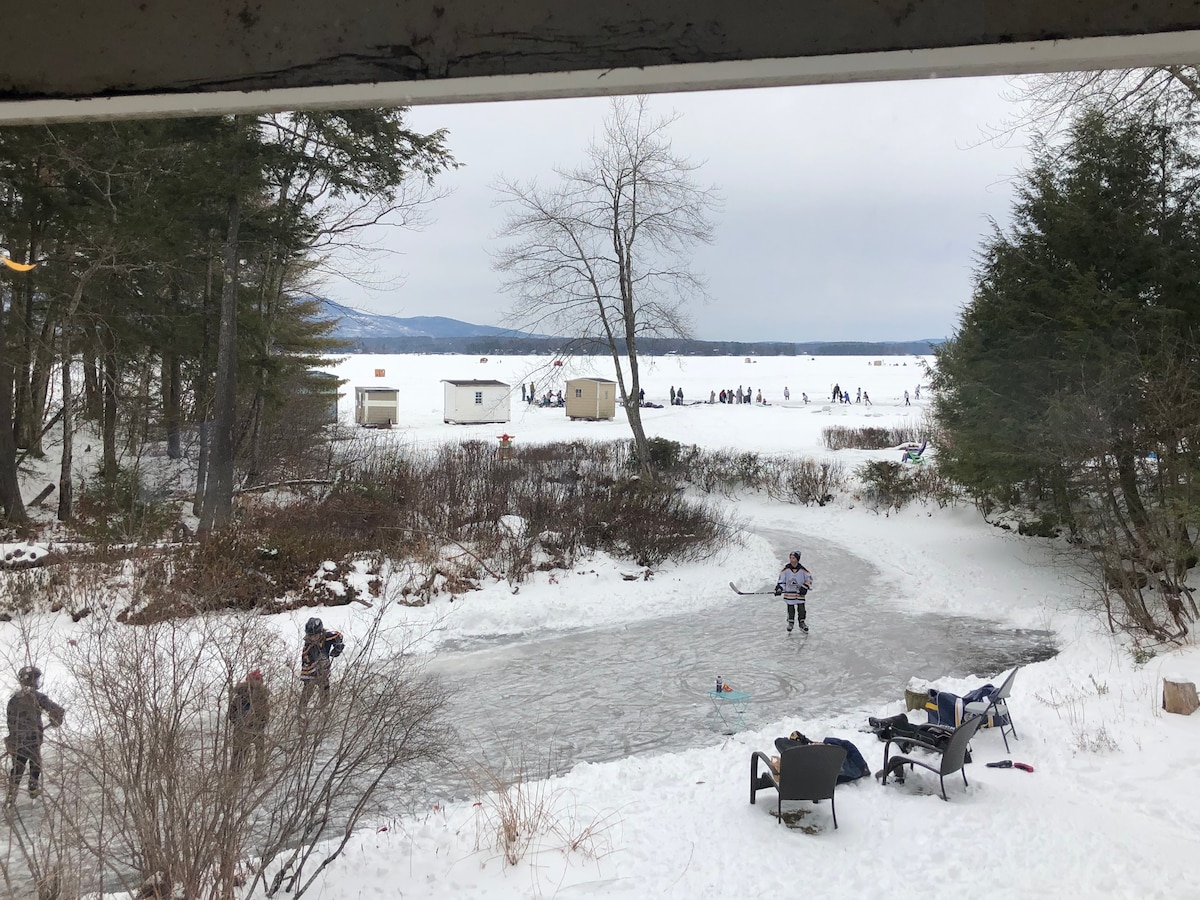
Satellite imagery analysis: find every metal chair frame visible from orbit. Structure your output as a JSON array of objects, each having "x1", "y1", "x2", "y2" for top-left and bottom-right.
[
  {"x1": 879, "y1": 715, "x2": 984, "y2": 801},
  {"x1": 964, "y1": 665, "x2": 1020, "y2": 752}
]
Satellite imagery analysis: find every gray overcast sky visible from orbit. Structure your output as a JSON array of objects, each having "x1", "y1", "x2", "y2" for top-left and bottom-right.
[{"x1": 321, "y1": 75, "x2": 1031, "y2": 343}]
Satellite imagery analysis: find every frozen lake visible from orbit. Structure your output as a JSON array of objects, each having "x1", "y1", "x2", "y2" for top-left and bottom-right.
[{"x1": 326, "y1": 352, "x2": 933, "y2": 457}]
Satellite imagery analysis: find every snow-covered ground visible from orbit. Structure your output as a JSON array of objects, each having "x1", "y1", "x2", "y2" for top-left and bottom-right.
[
  {"x1": 302, "y1": 354, "x2": 1200, "y2": 899},
  {"x1": 8, "y1": 353, "x2": 1200, "y2": 899}
]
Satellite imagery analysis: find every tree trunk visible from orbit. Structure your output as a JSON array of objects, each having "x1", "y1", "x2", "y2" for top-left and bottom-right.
[
  {"x1": 193, "y1": 257, "x2": 216, "y2": 518},
  {"x1": 58, "y1": 328, "x2": 74, "y2": 521},
  {"x1": 164, "y1": 283, "x2": 183, "y2": 460},
  {"x1": 12, "y1": 266, "x2": 34, "y2": 451},
  {"x1": 16, "y1": 301, "x2": 57, "y2": 458},
  {"x1": 165, "y1": 349, "x2": 182, "y2": 460},
  {"x1": 54, "y1": 259, "x2": 101, "y2": 520},
  {"x1": 102, "y1": 345, "x2": 118, "y2": 484},
  {"x1": 199, "y1": 195, "x2": 242, "y2": 533},
  {"x1": 126, "y1": 354, "x2": 152, "y2": 457},
  {"x1": 194, "y1": 420, "x2": 209, "y2": 517},
  {"x1": 0, "y1": 298, "x2": 27, "y2": 523},
  {"x1": 615, "y1": 242, "x2": 652, "y2": 476},
  {"x1": 82, "y1": 340, "x2": 101, "y2": 421},
  {"x1": 28, "y1": 313, "x2": 55, "y2": 457},
  {"x1": 246, "y1": 391, "x2": 264, "y2": 486}
]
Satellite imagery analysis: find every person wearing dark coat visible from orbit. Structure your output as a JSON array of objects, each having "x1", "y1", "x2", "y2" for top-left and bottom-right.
[
  {"x1": 5, "y1": 666, "x2": 65, "y2": 802},
  {"x1": 229, "y1": 669, "x2": 270, "y2": 778},
  {"x1": 300, "y1": 617, "x2": 344, "y2": 710}
]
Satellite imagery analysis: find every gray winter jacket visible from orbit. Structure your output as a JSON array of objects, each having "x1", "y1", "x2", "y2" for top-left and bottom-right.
[{"x1": 6, "y1": 687, "x2": 65, "y2": 751}]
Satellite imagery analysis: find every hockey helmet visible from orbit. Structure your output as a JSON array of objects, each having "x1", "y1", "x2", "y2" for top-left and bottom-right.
[
  {"x1": 17, "y1": 665, "x2": 41, "y2": 687},
  {"x1": 305, "y1": 617, "x2": 324, "y2": 635}
]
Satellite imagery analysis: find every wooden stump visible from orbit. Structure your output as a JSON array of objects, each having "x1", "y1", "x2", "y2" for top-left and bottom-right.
[
  {"x1": 1163, "y1": 679, "x2": 1199, "y2": 716},
  {"x1": 29, "y1": 483, "x2": 55, "y2": 508}
]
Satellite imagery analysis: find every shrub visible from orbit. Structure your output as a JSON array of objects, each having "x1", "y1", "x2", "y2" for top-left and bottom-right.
[
  {"x1": 134, "y1": 491, "x2": 410, "y2": 620},
  {"x1": 468, "y1": 750, "x2": 616, "y2": 868},
  {"x1": 1018, "y1": 513, "x2": 1063, "y2": 538},
  {"x1": 5, "y1": 609, "x2": 449, "y2": 899},
  {"x1": 44, "y1": 438, "x2": 733, "y2": 614},
  {"x1": 1131, "y1": 640, "x2": 1157, "y2": 666},
  {"x1": 857, "y1": 461, "x2": 914, "y2": 511},
  {"x1": 330, "y1": 438, "x2": 729, "y2": 579},
  {"x1": 641, "y1": 437, "x2": 684, "y2": 472},
  {"x1": 73, "y1": 466, "x2": 179, "y2": 544},
  {"x1": 770, "y1": 458, "x2": 846, "y2": 506},
  {"x1": 822, "y1": 425, "x2": 922, "y2": 451},
  {"x1": 856, "y1": 459, "x2": 957, "y2": 512},
  {"x1": 682, "y1": 449, "x2": 775, "y2": 495}
]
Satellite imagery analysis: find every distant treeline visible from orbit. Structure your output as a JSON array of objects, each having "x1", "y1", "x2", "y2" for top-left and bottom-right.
[{"x1": 336, "y1": 336, "x2": 942, "y2": 356}]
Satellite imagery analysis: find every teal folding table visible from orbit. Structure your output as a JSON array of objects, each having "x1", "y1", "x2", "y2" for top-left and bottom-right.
[{"x1": 708, "y1": 689, "x2": 751, "y2": 734}]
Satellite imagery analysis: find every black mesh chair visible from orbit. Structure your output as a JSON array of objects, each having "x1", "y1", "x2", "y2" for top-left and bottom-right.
[
  {"x1": 750, "y1": 742, "x2": 847, "y2": 828},
  {"x1": 878, "y1": 714, "x2": 984, "y2": 801}
]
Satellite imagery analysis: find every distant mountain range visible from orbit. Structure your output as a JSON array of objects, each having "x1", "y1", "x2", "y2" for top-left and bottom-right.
[
  {"x1": 316, "y1": 299, "x2": 942, "y2": 356},
  {"x1": 316, "y1": 299, "x2": 535, "y2": 340}
]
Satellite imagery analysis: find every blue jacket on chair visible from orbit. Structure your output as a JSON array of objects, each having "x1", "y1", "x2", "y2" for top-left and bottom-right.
[
  {"x1": 823, "y1": 737, "x2": 870, "y2": 783},
  {"x1": 775, "y1": 735, "x2": 870, "y2": 783}
]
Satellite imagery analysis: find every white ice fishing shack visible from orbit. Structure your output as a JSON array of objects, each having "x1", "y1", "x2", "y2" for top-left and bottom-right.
[{"x1": 442, "y1": 379, "x2": 511, "y2": 424}]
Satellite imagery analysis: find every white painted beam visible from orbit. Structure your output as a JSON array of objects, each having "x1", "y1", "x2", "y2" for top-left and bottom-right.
[{"x1": 1, "y1": 30, "x2": 1199, "y2": 123}]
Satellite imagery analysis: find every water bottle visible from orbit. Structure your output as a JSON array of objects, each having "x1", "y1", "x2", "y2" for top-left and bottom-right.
[{"x1": 716, "y1": 675, "x2": 723, "y2": 694}]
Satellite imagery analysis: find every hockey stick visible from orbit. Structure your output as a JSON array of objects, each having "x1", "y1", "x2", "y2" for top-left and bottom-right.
[{"x1": 729, "y1": 582, "x2": 777, "y2": 596}]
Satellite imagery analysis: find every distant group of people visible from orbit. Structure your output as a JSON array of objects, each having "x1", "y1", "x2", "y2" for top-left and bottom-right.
[
  {"x1": 822, "y1": 381, "x2": 925, "y2": 407},
  {"x1": 204, "y1": 616, "x2": 346, "y2": 782},
  {"x1": 520, "y1": 382, "x2": 564, "y2": 407},
  {"x1": 536, "y1": 378, "x2": 926, "y2": 413},
  {"x1": 717, "y1": 386, "x2": 766, "y2": 405},
  {"x1": 830, "y1": 382, "x2": 871, "y2": 406},
  {"x1": 5, "y1": 617, "x2": 346, "y2": 801}
]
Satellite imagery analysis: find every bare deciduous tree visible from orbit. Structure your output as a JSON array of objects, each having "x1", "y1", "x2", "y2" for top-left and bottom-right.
[
  {"x1": 494, "y1": 96, "x2": 721, "y2": 474},
  {"x1": 0, "y1": 606, "x2": 449, "y2": 899},
  {"x1": 1001, "y1": 65, "x2": 1200, "y2": 139}
]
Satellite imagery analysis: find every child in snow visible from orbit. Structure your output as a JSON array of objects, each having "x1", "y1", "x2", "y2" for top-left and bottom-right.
[
  {"x1": 6, "y1": 666, "x2": 65, "y2": 802},
  {"x1": 300, "y1": 617, "x2": 344, "y2": 710},
  {"x1": 775, "y1": 551, "x2": 814, "y2": 633}
]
